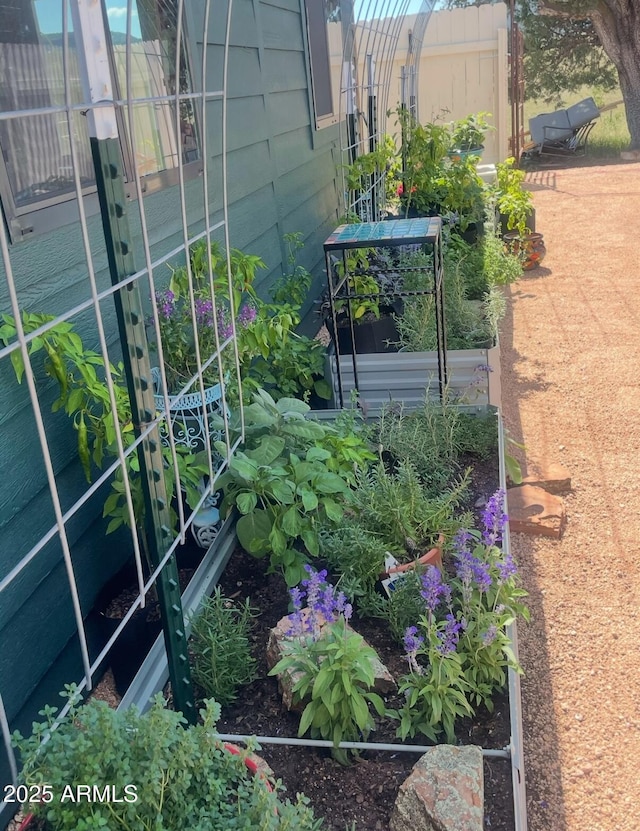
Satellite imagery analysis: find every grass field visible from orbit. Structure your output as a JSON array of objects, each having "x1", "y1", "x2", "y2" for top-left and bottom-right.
[{"x1": 524, "y1": 86, "x2": 630, "y2": 157}]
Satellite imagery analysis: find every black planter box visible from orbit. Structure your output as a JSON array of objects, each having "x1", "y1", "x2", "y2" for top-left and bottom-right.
[
  {"x1": 500, "y1": 207, "x2": 536, "y2": 238},
  {"x1": 98, "y1": 608, "x2": 162, "y2": 695},
  {"x1": 326, "y1": 308, "x2": 401, "y2": 355}
]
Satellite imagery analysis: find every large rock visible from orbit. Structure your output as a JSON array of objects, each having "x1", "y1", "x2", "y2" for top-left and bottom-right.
[
  {"x1": 390, "y1": 745, "x2": 484, "y2": 831},
  {"x1": 508, "y1": 460, "x2": 571, "y2": 495},
  {"x1": 507, "y1": 484, "x2": 567, "y2": 539},
  {"x1": 266, "y1": 611, "x2": 395, "y2": 711}
]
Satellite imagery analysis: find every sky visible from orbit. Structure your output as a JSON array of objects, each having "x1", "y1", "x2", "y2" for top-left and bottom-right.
[
  {"x1": 33, "y1": 0, "x2": 142, "y2": 39},
  {"x1": 353, "y1": 0, "x2": 443, "y2": 21}
]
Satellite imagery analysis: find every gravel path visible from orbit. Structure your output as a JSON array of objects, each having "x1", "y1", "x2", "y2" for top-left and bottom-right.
[{"x1": 500, "y1": 160, "x2": 640, "y2": 831}]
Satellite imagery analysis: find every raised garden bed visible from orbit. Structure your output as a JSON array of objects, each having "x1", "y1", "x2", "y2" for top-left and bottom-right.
[
  {"x1": 12, "y1": 404, "x2": 526, "y2": 831},
  {"x1": 329, "y1": 342, "x2": 501, "y2": 412},
  {"x1": 213, "y1": 544, "x2": 516, "y2": 831}
]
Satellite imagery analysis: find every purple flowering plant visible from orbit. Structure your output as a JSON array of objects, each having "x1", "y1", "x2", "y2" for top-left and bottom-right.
[
  {"x1": 397, "y1": 489, "x2": 529, "y2": 739},
  {"x1": 396, "y1": 565, "x2": 473, "y2": 743},
  {"x1": 448, "y1": 489, "x2": 529, "y2": 710},
  {"x1": 269, "y1": 567, "x2": 387, "y2": 763},
  {"x1": 149, "y1": 241, "x2": 264, "y2": 393},
  {"x1": 152, "y1": 237, "x2": 330, "y2": 403}
]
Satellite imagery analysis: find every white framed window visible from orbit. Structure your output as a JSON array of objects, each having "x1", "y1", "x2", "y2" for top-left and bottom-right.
[
  {"x1": 303, "y1": 0, "x2": 343, "y2": 129},
  {"x1": 0, "y1": 0, "x2": 201, "y2": 241}
]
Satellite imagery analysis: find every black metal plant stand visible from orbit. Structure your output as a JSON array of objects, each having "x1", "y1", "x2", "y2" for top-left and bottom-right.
[{"x1": 323, "y1": 217, "x2": 447, "y2": 409}]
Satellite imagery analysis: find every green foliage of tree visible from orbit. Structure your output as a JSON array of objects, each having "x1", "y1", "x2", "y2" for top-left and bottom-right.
[{"x1": 517, "y1": 0, "x2": 617, "y2": 102}]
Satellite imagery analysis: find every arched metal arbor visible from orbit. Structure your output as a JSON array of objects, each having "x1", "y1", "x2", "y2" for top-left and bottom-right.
[{"x1": 339, "y1": 0, "x2": 436, "y2": 219}]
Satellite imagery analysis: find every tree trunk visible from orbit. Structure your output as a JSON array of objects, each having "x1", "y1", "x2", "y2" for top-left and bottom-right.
[{"x1": 591, "y1": 3, "x2": 640, "y2": 149}]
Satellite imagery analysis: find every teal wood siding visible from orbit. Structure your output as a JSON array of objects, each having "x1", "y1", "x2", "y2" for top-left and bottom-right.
[{"x1": 0, "y1": 0, "x2": 341, "y2": 807}]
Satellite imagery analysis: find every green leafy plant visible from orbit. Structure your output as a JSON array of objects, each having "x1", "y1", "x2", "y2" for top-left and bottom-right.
[
  {"x1": 247, "y1": 333, "x2": 331, "y2": 402},
  {"x1": 160, "y1": 241, "x2": 265, "y2": 392},
  {"x1": 218, "y1": 389, "x2": 374, "y2": 485},
  {"x1": 269, "y1": 568, "x2": 387, "y2": 764},
  {"x1": 312, "y1": 407, "x2": 376, "y2": 485},
  {"x1": 0, "y1": 313, "x2": 208, "y2": 558},
  {"x1": 162, "y1": 236, "x2": 330, "y2": 404},
  {"x1": 319, "y1": 523, "x2": 389, "y2": 607},
  {"x1": 397, "y1": 109, "x2": 486, "y2": 228},
  {"x1": 173, "y1": 239, "x2": 262, "y2": 321},
  {"x1": 396, "y1": 254, "x2": 493, "y2": 352},
  {"x1": 14, "y1": 690, "x2": 324, "y2": 830},
  {"x1": 482, "y1": 228, "x2": 524, "y2": 286},
  {"x1": 396, "y1": 600, "x2": 473, "y2": 743},
  {"x1": 190, "y1": 587, "x2": 258, "y2": 705},
  {"x1": 0, "y1": 312, "x2": 132, "y2": 481},
  {"x1": 449, "y1": 112, "x2": 492, "y2": 152},
  {"x1": 454, "y1": 411, "x2": 499, "y2": 460},
  {"x1": 435, "y1": 155, "x2": 486, "y2": 230},
  {"x1": 271, "y1": 232, "x2": 313, "y2": 308},
  {"x1": 215, "y1": 396, "x2": 350, "y2": 586},
  {"x1": 349, "y1": 459, "x2": 470, "y2": 558},
  {"x1": 344, "y1": 137, "x2": 400, "y2": 206},
  {"x1": 375, "y1": 398, "x2": 460, "y2": 497},
  {"x1": 396, "y1": 109, "x2": 451, "y2": 216},
  {"x1": 332, "y1": 250, "x2": 382, "y2": 322},
  {"x1": 494, "y1": 158, "x2": 534, "y2": 239},
  {"x1": 245, "y1": 236, "x2": 333, "y2": 403}
]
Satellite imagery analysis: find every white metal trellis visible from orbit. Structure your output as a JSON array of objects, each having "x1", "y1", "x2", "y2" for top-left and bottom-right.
[
  {"x1": 340, "y1": 0, "x2": 435, "y2": 219},
  {"x1": 0, "y1": 0, "x2": 241, "y2": 811}
]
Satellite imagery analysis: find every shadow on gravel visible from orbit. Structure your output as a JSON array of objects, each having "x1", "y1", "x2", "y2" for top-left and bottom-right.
[
  {"x1": 521, "y1": 152, "x2": 633, "y2": 172},
  {"x1": 500, "y1": 284, "x2": 568, "y2": 831}
]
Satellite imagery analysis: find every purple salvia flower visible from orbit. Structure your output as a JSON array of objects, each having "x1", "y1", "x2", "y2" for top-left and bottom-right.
[
  {"x1": 481, "y1": 625, "x2": 498, "y2": 646},
  {"x1": 285, "y1": 612, "x2": 306, "y2": 638},
  {"x1": 342, "y1": 602, "x2": 353, "y2": 621},
  {"x1": 473, "y1": 559, "x2": 492, "y2": 594},
  {"x1": 316, "y1": 584, "x2": 339, "y2": 621},
  {"x1": 436, "y1": 613, "x2": 462, "y2": 656},
  {"x1": 455, "y1": 547, "x2": 476, "y2": 604},
  {"x1": 302, "y1": 566, "x2": 328, "y2": 609},
  {"x1": 155, "y1": 289, "x2": 176, "y2": 320},
  {"x1": 194, "y1": 297, "x2": 214, "y2": 326},
  {"x1": 216, "y1": 306, "x2": 233, "y2": 340},
  {"x1": 285, "y1": 587, "x2": 308, "y2": 637},
  {"x1": 403, "y1": 626, "x2": 424, "y2": 674},
  {"x1": 496, "y1": 552, "x2": 518, "y2": 583},
  {"x1": 403, "y1": 626, "x2": 423, "y2": 654},
  {"x1": 482, "y1": 489, "x2": 508, "y2": 546},
  {"x1": 290, "y1": 586, "x2": 305, "y2": 611},
  {"x1": 333, "y1": 590, "x2": 349, "y2": 619},
  {"x1": 420, "y1": 566, "x2": 448, "y2": 614},
  {"x1": 453, "y1": 528, "x2": 474, "y2": 555},
  {"x1": 237, "y1": 303, "x2": 257, "y2": 327},
  {"x1": 454, "y1": 546, "x2": 492, "y2": 598}
]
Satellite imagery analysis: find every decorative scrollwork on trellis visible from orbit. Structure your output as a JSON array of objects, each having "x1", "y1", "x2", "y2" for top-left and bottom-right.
[{"x1": 152, "y1": 368, "x2": 227, "y2": 453}]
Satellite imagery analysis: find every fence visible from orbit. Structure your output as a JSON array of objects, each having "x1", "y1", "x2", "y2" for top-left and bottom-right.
[{"x1": 331, "y1": 3, "x2": 510, "y2": 165}]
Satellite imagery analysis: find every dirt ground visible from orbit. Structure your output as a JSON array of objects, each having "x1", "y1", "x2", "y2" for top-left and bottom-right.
[{"x1": 501, "y1": 158, "x2": 640, "y2": 831}]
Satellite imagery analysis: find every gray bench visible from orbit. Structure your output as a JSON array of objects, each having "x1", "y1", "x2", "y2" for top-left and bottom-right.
[{"x1": 527, "y1": 97, "x2": 600, "y2": 156}]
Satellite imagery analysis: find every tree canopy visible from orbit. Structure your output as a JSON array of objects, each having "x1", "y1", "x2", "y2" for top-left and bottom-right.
[{"x1": 517, "y1": 0, "x2": 617, "y2": 102}]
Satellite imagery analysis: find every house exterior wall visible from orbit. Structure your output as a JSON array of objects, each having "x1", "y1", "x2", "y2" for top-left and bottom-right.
[{"x1": 0, "y1": 0, "x2": 341, "y2": 814}]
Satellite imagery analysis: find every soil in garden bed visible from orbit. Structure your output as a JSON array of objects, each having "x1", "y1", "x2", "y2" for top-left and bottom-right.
[{"x1": 215, "y1": 540, "x2": 515, "y2": 831}]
